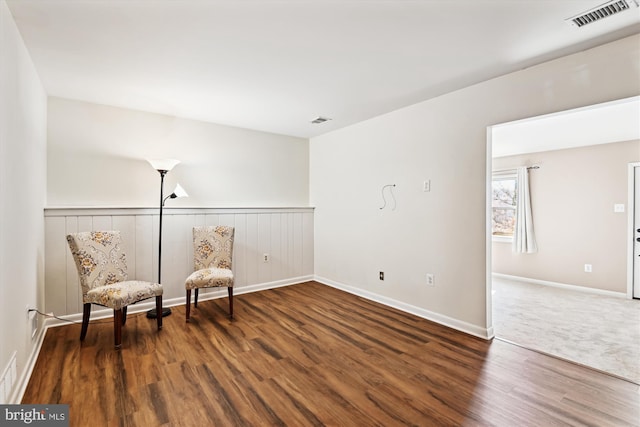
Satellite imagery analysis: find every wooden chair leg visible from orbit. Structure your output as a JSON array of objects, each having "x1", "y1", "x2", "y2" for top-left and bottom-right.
[
  {"x1": 114, "y1": 309, "x2": 123, "y2": 349},
  {"x1": 228, "y1": 287, "x2": 233, "y2": 319},
  {"x1": 186, "y1": 289, "x2": 191, "y2": 322},
  {"x1": 122, "y1": 306, "x2": 128, "y2": 326},
  {"x1": 80, "y1": 303, "x2": 91, "y2": 341},
  {"x1": 155, "y1": 296, "x2": 163, "y2": 330},
  {"x1": 194, "y1": 288, "x2": 199, "y2": 307}
]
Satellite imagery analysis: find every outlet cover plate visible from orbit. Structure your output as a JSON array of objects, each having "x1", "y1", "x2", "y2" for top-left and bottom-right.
[{"x1": 426, "y1": 273, "x2": 435, "y2": 286}]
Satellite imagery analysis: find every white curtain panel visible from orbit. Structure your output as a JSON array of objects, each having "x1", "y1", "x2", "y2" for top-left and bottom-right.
[{"x1": 513, "y1": 166, "x2": 538, "y2": 253}]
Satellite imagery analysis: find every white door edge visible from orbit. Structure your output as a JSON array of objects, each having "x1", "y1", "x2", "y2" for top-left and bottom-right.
[{"x1": 628, "y1": 162, "x2": 640, "y2": 299}]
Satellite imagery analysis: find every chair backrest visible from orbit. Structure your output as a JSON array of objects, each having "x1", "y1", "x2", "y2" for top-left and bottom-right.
[
  {"x1": 193, "y1": 226, "x2": 234, "y2": 271},
  {"x1": 66, "y1": 231, "x2": 129, "y2": 296}
]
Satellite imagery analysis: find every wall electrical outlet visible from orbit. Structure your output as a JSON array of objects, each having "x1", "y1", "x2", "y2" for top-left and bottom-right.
[
  {"x1": 26, "y1": 306, "x2": 37, "y2": 338},
  {"x1": 379, "y1": 271, "x2": 384, "y2": 281},
  {"x1": 584, "y1": 264, "x2": 592, "y2": 273},
  {"x1": 263, "y1": 253, "x2": 270, "y2": 263},
  {"x1": 423, "y1": 180, "x2": 431, "y2": 192},
  {"x1": 426, "y1": 273, "x2": 435, "y2": 286}
]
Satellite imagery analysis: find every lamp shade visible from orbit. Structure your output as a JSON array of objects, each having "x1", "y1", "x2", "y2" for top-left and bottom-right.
[
  {"x1": 173, "y1": 183, "x2": 189, "y2": 198},
  {"x1": 148, "y1": 158, "x2": 180, "y2": 172}
]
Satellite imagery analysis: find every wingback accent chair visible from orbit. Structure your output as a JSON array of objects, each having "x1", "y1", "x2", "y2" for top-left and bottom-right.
[
  {"x1": 185, "y1": 226, "x2": 235, "y2": 322},
  {"x1": 66, "y1": 231, "x2": 163, "y2": 349}
]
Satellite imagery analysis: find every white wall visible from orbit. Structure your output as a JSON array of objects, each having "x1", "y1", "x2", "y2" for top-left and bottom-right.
[
  {"x1": 310, "y1": 35, "x2": 640, "y2": 337},
  {"x1": 43, "y1": 98, "x2": 314, "y2": 341},
  {"x1": 493, "y1": 140, "x2": 639, "y2": 294},
  {"x1": 47, "y1": 97, "x2": 309, "y2": 207},
  {"x1": 0, "y1": 0, "x2": 47, "y2": 403}
]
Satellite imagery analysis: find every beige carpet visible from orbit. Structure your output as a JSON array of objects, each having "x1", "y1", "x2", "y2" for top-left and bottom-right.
[{"x1": 492, "y1": 277, "x2": 640, "y2": 384}]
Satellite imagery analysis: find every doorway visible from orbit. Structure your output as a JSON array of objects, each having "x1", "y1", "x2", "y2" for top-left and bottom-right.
[
  {"x1": 632, "y1": 163, "x2": 640, "y2": 299},
  {"x1": 486, "y1": 96, "x2": 640, "y2": 383}
]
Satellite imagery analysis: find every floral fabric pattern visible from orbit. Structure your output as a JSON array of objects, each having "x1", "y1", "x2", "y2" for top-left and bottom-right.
[
  {"x1": 185, "y1": 268, "x2": 234, "y2": 290},
  {"x1": 67, "y1": 231, "x2": 162, "y2": 310},
  {"x1": 90, "y1": 231, "x2": 114, "y2": 247},
  {"x1": 186, "y1": 226, "x2": 234, "y2": 290},
  {"x1": 85, "y1": 280, "x2": 163, "y2": 310},
  {"x1": 192, "y1": 226, "x2": 234, "y2": 271}
]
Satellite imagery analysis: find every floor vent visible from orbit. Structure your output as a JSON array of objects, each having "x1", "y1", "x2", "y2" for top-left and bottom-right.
[{"x1": 566, "y1": 0, "x2": 638, "y2": 27}]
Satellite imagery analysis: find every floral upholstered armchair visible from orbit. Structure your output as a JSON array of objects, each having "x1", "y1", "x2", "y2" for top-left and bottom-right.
[
  {"x1": 185, "y1": 226, "x2": 235, "y2": 322},
  {"x1": 66, "y1": 231, "x2": 163, "y2": 348}
]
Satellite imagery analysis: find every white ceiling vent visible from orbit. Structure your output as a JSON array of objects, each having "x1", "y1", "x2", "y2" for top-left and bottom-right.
[
  {"x1": 310, "y1": 117, "x2": 332, "y2": 124},
  {"x1": 566, "y1": 0, "x2": 639, "y2": 27}
]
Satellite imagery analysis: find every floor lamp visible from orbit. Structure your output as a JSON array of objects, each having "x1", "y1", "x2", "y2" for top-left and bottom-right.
[{"x1": 147, "y1": 159, "x2": 188, "y2": 318}]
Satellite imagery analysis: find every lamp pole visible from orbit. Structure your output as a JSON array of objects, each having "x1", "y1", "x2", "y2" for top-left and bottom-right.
[
  {"x1": 158, "y1": 169, "x2": 167, "y2": 286},
  {"x1": 146, "y1": 158, "x2": 182, "y2": 319}
]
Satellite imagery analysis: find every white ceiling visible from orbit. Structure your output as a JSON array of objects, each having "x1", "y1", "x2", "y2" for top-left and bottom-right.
[
  {"x1": 492, "y1": 96, "x2": 640, "y2": 157},
  {"x1": 6, "y1": 0, "x2": 640, "y2": 138}
]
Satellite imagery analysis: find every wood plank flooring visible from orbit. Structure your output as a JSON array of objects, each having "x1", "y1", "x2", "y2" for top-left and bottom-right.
[{"x1": 22, "y1": 281, "x2": 640, "y2": 426}]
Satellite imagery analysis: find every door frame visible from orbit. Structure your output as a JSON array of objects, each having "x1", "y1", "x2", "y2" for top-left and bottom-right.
[
  {"x1": 627, "y1": 162, "x2": 640, "y2": 299},
  {"x1": 487, "y1": 99, "x2": 639, "y2": 333}
]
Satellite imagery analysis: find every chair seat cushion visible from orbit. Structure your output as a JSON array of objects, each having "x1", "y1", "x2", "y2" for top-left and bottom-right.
[
  {"x1": 185, "y1": 268, "x2": 234, "y2": 290},
  {"x1": 85, "y1": 280, "x2": 163, "y2": 310}
]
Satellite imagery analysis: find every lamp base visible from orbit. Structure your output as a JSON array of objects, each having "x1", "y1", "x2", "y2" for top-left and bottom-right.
[{"x1": 146, "y1": 307, "x2": 172, "y2": 318}]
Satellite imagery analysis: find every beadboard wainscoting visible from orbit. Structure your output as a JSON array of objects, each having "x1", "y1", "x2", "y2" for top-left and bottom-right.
[{"x1": 44, "y1": 207, "x2": 314, "y2": 318}]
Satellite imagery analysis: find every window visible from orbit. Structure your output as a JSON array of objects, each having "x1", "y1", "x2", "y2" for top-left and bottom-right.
[{"x1": 492, "y1": 173, "x2": 517, "y2": 239}]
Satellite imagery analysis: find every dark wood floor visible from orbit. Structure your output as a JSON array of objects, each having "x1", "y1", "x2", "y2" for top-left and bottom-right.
[{"x1": 23, "y1": 282, "x2": 639, "y2": 426}]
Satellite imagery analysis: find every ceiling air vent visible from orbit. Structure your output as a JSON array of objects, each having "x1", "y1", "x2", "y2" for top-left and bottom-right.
[
  {"x1": 310, "y1": 116, "x2": 332, "y2": 124},
  {"x1": 566, "y1": 0, "x2": 639, "y2": 27}
]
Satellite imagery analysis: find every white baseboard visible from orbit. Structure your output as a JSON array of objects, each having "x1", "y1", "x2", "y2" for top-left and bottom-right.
[
  {"x1": 9, "y1": 324, "x2": 47, "y2": 404},
  {"x1": 492, "y1": 273, "x2": 627, "y2": 298},
  {"x1": 314, "y1": 276, "x2": 492, "y2": 340},
  {"x1": 13, "y1": 275, "x2": 314, "y2": 403}
]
